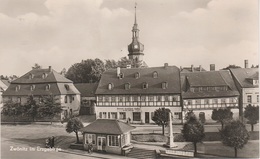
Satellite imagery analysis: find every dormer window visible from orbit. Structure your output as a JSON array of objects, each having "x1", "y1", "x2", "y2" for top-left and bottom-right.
[
  {"x1": 29, "y1": 73, "x2": 34, "y2": 79},
  {"x1": 153, "y1": 71, "x2": 158, "y2": 78},
  {"x1": 30, "y1": 85, "x2": 35, "y2": 91},
  {"x1": 135, "y1": 72, "x2": 140, "y2": 79},
  {"x1": 119, "y1": 73, "x2": 124, "y2": 79},
  {"x1": 108, "y1": 83, "x2": 114, "y2": 90},
  {"x1": 15, "y1": 85, "x2": 21, "y2": 91},
  {"x1": 142, "y1": 82, "x2": 148, "y2": 89},
  {"x1": 64, "y1": 84, "x2": 70, "y2": 91},
  {"x1": 42, "y1": 73, "x2": 47, "y2": 79},
  {"x1": 125, "y1": 83, "x2": 131, "y2": 90},
  {"x1": 162, "y1": 82, "x2": 168, "y2": 89},
  {"x1": 46, "y1": 84, "x2": 50, "y2": 91}
]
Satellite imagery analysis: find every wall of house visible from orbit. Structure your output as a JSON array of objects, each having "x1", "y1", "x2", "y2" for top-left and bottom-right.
[
  {"x1": 242, "y1": 88, "x2": 259, "y2": 108},
  {"x1": 183, "y1": 97, "x2": 239, "y2": 123},
  {"x1": 60, "y1": 94, "x2": 80, "y2": 118},
  {"x1": 95, "y1": 106, "x2": 182, "y2": 124}
]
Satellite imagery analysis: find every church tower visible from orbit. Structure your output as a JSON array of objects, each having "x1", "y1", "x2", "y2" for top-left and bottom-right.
[{"x1": 128, "y1": 4, "x2": 144, "y2": 62}]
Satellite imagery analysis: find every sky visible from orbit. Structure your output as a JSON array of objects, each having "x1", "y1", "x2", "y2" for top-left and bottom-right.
[{"x1": 0, "y1": 0, "x2": 258, "y2": 76}]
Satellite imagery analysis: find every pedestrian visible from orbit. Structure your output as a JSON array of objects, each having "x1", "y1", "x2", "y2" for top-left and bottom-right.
[
  {"x1": 51, "y1": 136, "x2": 55, "y2": 148},
  {"x1": 88, "y1": 142, "x2": 93, "y2": 154}
]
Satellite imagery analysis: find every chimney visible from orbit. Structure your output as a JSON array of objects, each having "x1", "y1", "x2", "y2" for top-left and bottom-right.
[
  {"x1": 117, "y1": 67, "x2": 120, "y2": 77},
  {"x1": 191, "y1": 65, "x2": 194, "y2": 72},
  {"x1": 48, "y1": 66, "x2": 52, "y2": 72},
  {"x1": 210, "y1": 64, "x2": 215, "y2": 71},
  {"x1": 244, "y1": 60, "x2": 248, "y2": 68},
  {"x1": 180, "y1": 66, "x2": 182, "y2": 71},
  {"x1": 164, "y1": 63, "x2": 168, "y2": 68},
  {"x1": 199, "y1": 65, "x2": 202, "y2": 72}
]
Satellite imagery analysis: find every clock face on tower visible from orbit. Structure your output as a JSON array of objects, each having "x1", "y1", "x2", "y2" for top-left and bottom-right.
[{"x1": 134, "y1": 45, "x2": 138, "y2": 49}]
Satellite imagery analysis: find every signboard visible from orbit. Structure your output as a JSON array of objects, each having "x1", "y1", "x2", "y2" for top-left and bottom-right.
[{"x1": 117, "y1": 108, "x2": 141, "y2": 112}]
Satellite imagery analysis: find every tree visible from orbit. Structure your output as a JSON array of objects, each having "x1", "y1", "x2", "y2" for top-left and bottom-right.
[
  {"x1": 222, "y1": 65, "x2": 241, "y2": 70},
  {"x1": 1, "y1": 101, "x2": 23, "y2": 123},
  {"x1": 66, "y1": 58, "x2": 106, "y2": 83},
  {"x1": 220, "y1": 120, "x2": 249, "y2": 158},
  {"x1": 104, "y1": 59, "x2": 118, "y2": 70},
  {"x1": 152, "y1": 108, "x2": 170, "y2": 135},
  {"x1": 66, "y1": 117, "x2": 84, "y2": 143},
  {"x1": 244, "y1": 104, "x2": 259, "y2": 131},
  {"x1": 117, "y1": 56, "x2": 146, "y2": 68},
  {"x1": 23, "y1": 96, "x2": 39, "y2": 122},
  {"x1": 32, "y1": 63, "x2": 42, "y2": 69},
  {"x1": 38, "y1": 95, "x2": 62, "y2": 124},
  {"x1": 185, "y1": 110, "x2": 196, "y2": 121},
  {"x1": 182, "y1": 114, "x2": 205, "y2": 156},
  {"x1": 211, "y1": 108, "x2": 233, "y2": 129}
]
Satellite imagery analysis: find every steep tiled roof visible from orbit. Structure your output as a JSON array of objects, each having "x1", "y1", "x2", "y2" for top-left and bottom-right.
[
  {"x1": 230, "y1": 68, "x2": 259, "y2": 88},
  {"x1": 1, "y1": 79, "x2": 10, "y2": 87},
  {"x1": 3, "y1": 67, "x2": 80, "y2": 96},
  {"x1": 181, "y1": 70, "x2": 239, "y2": 99},
  {"x1": 74, "y1": 83, "x2": 98, "y2": 97},
  {"x1": 12, "y1": 68, "x2": 72, "y2": 84},
  {"x1": 80, "y1": 119, "x2": 135, "y2": 134},
  {"x1": 95, "y1": 65, "x2": 181, "y2": 95}
]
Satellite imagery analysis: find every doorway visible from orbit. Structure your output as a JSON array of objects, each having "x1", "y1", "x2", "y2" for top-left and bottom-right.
[
  {"x1": 97, "y1": 137, "x2": 106, "y2": 151},
  {"x1": 145, "y1": 112, "x2": 150, "y2": 123}
]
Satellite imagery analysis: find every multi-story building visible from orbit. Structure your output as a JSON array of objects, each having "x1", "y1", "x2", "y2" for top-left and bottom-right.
[
  {"x1": 230, "y1": 67, "x2": 259, "y2": 117},
  {"x1": 95, "y1": 64, "x2": 182, "y2": 124},
  {"x1": 181, "y1": 70, "x2": 240, "y2": 122},
  {"x1": 2, "y1": 66, "x2": 81, "y2": 120}
]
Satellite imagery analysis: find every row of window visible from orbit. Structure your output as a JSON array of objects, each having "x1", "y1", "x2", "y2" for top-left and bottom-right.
[
  {"x1": 185, "y1": 103, "x2": 238, "y2": 109},
  {"x1": 85, "y1": 134, "x2": 120, "y2": 147},
  {"x1": 97, "y1": 101, "x2": 180, "y2": 107},
  {"x1": 119, "y1": 71, "x2": 159, "y2": 80},
  {"x1": 184, "y1": 98, "x2": 238, "y2": 105},
  {"x1": 108, "y1": 81, "x2": 168, "y2": 90},
  {"x1": 190, "y1": 86, "x2": 228, "y2": 92},
  {"x1": 14, "y1": 84, "x2": 70, "y2": 91},
  {"x1": 29, "y1": 73, "x2": 48, "y2": 79},
  {"x1": 99, "y1": 112, "x2": 125, "y2": 119},
  {"x1": 98, "y1": 95, "x2": 179, "y2": 102},
  {"x1": 64, "y1": 95, "x2": 75, "y2": 103}
]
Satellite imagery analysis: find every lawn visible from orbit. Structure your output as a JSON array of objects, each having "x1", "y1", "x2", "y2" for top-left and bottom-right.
[
  {"x1": 1, "y1": 124, "x2": 83, "y2": 149},
  {"x1": 132, "y1": 131, "x2": 259, "y2": 142}
]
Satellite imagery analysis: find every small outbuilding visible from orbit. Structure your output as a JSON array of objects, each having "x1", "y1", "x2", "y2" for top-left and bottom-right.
[{"x1": 80, "y1": 119, "x2": 135, "y2": 155}]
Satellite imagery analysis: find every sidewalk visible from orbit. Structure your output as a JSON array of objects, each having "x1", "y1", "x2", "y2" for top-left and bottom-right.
[{"x1": 59, "y1": 148, "x2": 135, "y2": 159}]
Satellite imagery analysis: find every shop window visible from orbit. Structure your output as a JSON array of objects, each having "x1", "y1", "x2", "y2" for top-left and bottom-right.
[
  {"x1": 119, "y1": 112, "x2": 126, "y2": 120},
  {"x1": 111, "y1": 112, "x2": 117, "y2": 119},
  {"x1": 133, "y1": 112, "x2": 141, "y2": 121},
  {"x1": 87, "y1": 134, "x2": 96, "y2": 144},
  {"x1": 174, "y1": 112, "x2": 182, "y2": 120},
  {"x1": 108, "y1": 135, "x2": 119, "y2": 146},
  {"x1": 103, "y1": 112, "x2": 107, "y2": 118}
]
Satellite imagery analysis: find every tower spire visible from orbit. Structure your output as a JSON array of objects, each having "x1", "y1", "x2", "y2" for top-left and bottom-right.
[{"x1": 134, "y1": 2, "x2": 137, "y2": 24}]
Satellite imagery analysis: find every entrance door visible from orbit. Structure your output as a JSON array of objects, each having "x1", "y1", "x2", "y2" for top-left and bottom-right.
[
  {"x1": 145, "y1": 112, "x2": 149, "y2": 123},
  {"x1": 97, "y1": 137, "x2": 106, "y2": 151}
]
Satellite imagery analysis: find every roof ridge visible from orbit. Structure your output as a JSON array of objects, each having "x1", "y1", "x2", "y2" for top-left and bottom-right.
[{"x1": 114, "y1": 119, "x2": 124, "y2": 134}]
